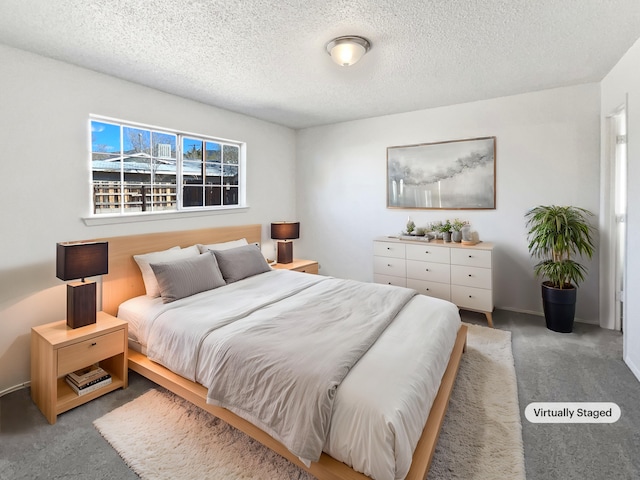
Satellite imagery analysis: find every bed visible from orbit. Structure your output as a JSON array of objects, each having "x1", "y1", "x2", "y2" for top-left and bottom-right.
[{"x1": 99, "y1": 224, "x2": 467, "y2": 480}]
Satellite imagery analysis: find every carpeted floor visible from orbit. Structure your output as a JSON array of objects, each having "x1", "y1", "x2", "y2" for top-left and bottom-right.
[
  {"x1": 92, "y1": 323, "x2": 524, "y2": 480},
  {"x1": 1, "y1": 309, "x2": 639, "y2": 480}
]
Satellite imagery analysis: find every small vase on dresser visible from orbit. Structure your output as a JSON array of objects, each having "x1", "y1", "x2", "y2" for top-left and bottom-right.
[
  {"x1": 451, "y1": 231, "x2": 462, "y2": 242},
  {"x1": 461, "y1": 225, "x2": 472, "y2": 242}
]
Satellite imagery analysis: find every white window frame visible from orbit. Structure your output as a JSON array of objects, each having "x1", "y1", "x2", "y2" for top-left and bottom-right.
[{"x1": 85, "y1": 115, "x2": 247, "y2": 224}]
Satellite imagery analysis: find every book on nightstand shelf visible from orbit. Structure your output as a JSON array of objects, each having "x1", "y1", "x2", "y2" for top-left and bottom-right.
[
  {"x1": 65, "y1": 374, "x2": 112, "y2": 396},
  {"x1": 67, "y1": 364, "x2": 107, "y2": 386},
  {"x1": 65, "y1": 364, "x2": 112, "y2": 395}
]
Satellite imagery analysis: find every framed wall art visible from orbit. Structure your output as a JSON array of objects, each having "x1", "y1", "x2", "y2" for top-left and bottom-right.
[{"x1": 387, "y1": 136, "x2": 496, "y2": 210}]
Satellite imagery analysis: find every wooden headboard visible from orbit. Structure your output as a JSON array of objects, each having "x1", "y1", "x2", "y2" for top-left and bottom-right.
[{"x1": 98, "y1": 224, "x2": 262, "y2": 316}]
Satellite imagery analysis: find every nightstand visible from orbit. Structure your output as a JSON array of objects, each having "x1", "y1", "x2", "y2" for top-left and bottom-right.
[
  {"x1": 31, "y1": 311, "x2": 128, "y2": 424},
  {"x1": 272, "y1": 259, "x2": 319, "y2": 274}
]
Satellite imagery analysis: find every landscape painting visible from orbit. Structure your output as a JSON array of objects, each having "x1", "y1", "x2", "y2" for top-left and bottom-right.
[{"x1": 387, "y1": 136, "x2": 496, "y2": 209}]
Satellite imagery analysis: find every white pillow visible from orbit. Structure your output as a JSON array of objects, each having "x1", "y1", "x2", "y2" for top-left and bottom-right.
[
  {"x1": 196, "y1": 238, "x2": 248, "y2": 254},
  {"x1": 133, "y1": 245, "x2": 200, "y2": 297}
]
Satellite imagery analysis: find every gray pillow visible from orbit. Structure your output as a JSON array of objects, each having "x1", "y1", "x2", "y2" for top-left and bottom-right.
[
  {"x1": 212, "y1": 244, "x2": 271, "y2": 283},
  {"x1": 150, "y1": 253, "x2": 226, "y2": 303}
]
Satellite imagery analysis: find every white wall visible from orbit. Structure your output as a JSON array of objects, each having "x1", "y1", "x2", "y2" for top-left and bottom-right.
[
  {"x1": 296, "y1": 84, "x2": 601, "y2": 323},
  {"x1": 0, "y1": 43, "x2": 617, "y2": 394},
  {"x1": 0, "y1": 45, "x2": 297, "y2": 393},
  {"x1": 601, "y1": 37, "x2": 640, "y2": 381}
]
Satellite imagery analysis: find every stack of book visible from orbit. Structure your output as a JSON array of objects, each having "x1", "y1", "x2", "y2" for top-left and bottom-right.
[{"x1": 65, "y1": 364, "x2": 112, "y2": 396}]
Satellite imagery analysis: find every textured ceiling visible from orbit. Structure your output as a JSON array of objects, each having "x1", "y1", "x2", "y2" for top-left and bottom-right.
[{"x1": 1, "y1": 0, "x2": 639, "y2": 129}]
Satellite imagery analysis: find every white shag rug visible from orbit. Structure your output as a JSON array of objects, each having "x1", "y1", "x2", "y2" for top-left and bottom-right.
[{"x1": 94, "y1": 323, "x2": 525, "y2": 480}]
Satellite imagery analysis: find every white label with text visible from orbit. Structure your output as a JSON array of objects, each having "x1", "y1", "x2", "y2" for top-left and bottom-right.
[{"x1": 525, "y1": 402, "x2": 621, "y2": 423}]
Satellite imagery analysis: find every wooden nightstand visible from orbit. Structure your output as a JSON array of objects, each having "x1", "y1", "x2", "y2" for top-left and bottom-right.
[
  {"x1": 31, "y1": 312, "x2": 128, "y2": 424},
  {"x1": 272, "y1": 259, "x2": 319, "y2": 274}
]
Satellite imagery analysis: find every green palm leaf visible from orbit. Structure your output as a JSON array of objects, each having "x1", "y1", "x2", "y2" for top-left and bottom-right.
[{"x1": 525, "y1": 205, "x2": 595, "y2": 288}]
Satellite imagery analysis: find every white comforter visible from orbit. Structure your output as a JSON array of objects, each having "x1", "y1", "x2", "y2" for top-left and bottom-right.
[{"x1": 119, "y1": 270, "x2": 461, "y2": 480}]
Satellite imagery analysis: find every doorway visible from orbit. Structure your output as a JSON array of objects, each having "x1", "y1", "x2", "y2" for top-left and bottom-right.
[{"x1": 603, "y1": 105, "x2": 628, "y2": 332}]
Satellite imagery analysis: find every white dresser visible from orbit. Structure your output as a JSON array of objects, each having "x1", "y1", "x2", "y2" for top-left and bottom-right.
[{"x1": 373, "y1": 236, "x2": 495, "y2": 327}]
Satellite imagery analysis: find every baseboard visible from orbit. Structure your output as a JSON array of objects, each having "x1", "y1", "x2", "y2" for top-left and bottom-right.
[
  {"x1": 496, "y1": 306, "x2": 600, "y2": 326},
  {"x1": 0, "y1": 381, "x2": 30, "y2": 398},
  {"x1": 575, "y1": 317, "x2": 600, "y2": 326},
  {"x1": 496, "y1": 306, "x2": 544, "y2": 318}
]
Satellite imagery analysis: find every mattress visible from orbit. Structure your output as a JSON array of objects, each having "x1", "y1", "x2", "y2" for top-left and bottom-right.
[{"x1": 118, "y1": 270, "x2": 460, "y2": 480}]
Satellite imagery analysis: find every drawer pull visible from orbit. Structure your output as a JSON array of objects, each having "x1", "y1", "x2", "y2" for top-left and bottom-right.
[
  {"x1": 468, "y1": 255, "x2": 472, "y2": 258},
  {"x1": 468, "y1": 295, "x2": 473, "y2": 298},
  {"x1": 387, "y1": 247, "x2": 391, "y2": 250},
  {"x1": 468, "y1": 274, "x2": 472, "y2": 277},
  {"x1": 387, "y1": 264, "x2": 392, "y2": 267},
  {"x1": 425, "y1": 268, "x2": 429, "y2": 272},
  {"x1": 425, "y1": 288, "x2": 430, "y2": 291},
  {"x1": 90, "y1": 342, "x2": 97, "y2": 347}
]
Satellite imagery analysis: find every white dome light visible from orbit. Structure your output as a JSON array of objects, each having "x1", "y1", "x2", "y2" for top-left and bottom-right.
[{"x1": 326, "y1": 36, "x2": 371, "y2": 67}]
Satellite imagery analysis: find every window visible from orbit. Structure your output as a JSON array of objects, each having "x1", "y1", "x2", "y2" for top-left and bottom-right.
[
  {"x1": 182, "y1": 138, "x2": 240, "y2": 208},
  {"x1": 90, "y1": 118, "x2": 243, "y2": 215}
]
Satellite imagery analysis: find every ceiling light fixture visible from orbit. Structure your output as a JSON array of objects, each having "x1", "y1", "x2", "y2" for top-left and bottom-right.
[{"x1": 326, "y1": 36, "x2": 371, "y2": 66}]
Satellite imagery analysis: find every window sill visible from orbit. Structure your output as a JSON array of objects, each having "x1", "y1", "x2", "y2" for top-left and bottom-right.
[{"x1": 83, "y1": 206, "x2": 249, "y2": 226}]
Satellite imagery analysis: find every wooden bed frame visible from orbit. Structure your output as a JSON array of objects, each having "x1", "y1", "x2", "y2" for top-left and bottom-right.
[{"x1": 99, "y1": 224, "x2": 467, "y2": 480}]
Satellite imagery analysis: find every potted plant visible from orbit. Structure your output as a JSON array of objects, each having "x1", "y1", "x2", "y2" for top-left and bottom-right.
[
  {"x1": 451, "y1": 219, "x2": 468, "y2": 243},
  {"x1": 437, "y1": 219, "x2": 453, "y2": 242},
  {"x1": 406, "y1": 218, "x2": 415, "y2": 235},
  {"x1": 525, "y1": 205, "x2": 596, "y2": 333}
]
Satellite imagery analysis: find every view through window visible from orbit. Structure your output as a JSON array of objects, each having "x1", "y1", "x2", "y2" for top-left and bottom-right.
[{"x1": 91, "y1": 118, "x2": 242, "y2": 215}]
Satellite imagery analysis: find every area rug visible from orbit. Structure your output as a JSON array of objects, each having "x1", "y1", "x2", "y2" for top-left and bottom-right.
[{"x1": 94, "y1": 323, "x2": 525, "y2": 480}]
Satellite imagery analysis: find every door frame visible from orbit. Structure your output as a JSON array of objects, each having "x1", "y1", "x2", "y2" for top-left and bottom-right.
[{"x1": 599, "y1": 101, "x2": 628, "y2": 332}]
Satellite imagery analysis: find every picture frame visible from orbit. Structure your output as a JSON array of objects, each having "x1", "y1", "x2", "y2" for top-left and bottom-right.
[{"x1": 387, "y1": 136, "x2": 496, "y2": 210}]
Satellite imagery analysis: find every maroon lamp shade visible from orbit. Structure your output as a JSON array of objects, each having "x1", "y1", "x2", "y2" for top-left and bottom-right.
[
  {"x1": 270, "y1": 222, "x2": 300, "y2": 264},
  {"x1": 56, "y1": 241, "x2": 108, "y2": 329}
]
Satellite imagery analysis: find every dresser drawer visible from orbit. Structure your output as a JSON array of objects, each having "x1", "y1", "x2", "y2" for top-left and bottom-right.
[
  {"x1": 451, "y1": 285, "x2": 493, "y2": 312},
  {"x1": 406, "y1": 244, "x2": 450, "y2": 264},
  {"x1": 451, "y1": 265, "x2": 492, "y2": 289},
  {"x1": 451, "y1": 248, "x2": 492, "y2": 268},
  {"x1": 373, "y1": 256, "x2": 406, "y2": 277},
  {"x1": 57, "y1": 330, "x2": 125, "y2": 376},
  {"x1": 374, "y1": 274, "x2": 407, "y2": 287},
  {"x1": 406, "y1": 260, "x2": 450, "y2": 283},
  {"x1": 373, "y1": 241, "x2": 406, "y2": 259},
  {"x1": 407, "y1": 278, "x2": 451, "y2": 301}
]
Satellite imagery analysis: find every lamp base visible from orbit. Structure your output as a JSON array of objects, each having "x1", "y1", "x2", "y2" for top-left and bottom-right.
[
  {"x1": 67, "y1": 282, "x2": 97, "y2": 329},
  {"x1": 276, "y1": 241, "x2": 293, "y2": 264}
]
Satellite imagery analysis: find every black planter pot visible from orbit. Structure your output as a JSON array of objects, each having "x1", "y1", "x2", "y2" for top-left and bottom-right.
[{"x1": 541, "y1": 282, "x2": 577, "y2": 333}]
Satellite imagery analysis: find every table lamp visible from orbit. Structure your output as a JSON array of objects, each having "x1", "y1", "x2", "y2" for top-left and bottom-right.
[
  {"x1": 270, "y1": 222, "x2": 300, "y2": 264},
  {"x1": 56, "y1": 241, "x2": 109, "y2": 328}
]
